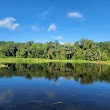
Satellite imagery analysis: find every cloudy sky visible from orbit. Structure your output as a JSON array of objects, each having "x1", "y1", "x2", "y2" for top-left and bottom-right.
[{"x1": 0, "y1": 0, "x2": 110, "y2": 43}]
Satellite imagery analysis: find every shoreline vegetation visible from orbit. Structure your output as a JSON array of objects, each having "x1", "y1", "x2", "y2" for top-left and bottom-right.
[
  {"x1": 0, "y1": 39, "x2": 110, "y2": 62},
  {"x1": 0, "y1": 58, "x2": 110, "y2": 65},
  {"x1": 0, "y1": 39, "x2": 110, "y2": 66}
]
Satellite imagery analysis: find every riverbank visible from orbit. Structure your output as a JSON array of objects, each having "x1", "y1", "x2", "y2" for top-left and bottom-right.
[{"x1": 0, "y1": 58, "x2": 110, "y2": 65}]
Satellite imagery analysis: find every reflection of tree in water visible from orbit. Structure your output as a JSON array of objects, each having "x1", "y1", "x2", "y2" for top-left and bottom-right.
[{"x1": 0, "y1": 63, "x2": 110, "y2": 84}]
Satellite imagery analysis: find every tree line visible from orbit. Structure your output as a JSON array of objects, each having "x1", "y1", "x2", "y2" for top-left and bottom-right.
[{"x1": 0, "y1": 39, "x2": 110, "y2": 61}]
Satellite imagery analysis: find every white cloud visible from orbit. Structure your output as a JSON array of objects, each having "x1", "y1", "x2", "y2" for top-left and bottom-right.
[
  {"x1": 0, "y1": 17, "x2": 19, "y2": 30},
  {"x1": 48, "y1": 23, "x2": 57, "y2": 31},
  {"x1": 31, "y1": 25, "x2": 40, "y2": 31},
  {"x1": 52, "y1": 35, "x2": 63, "y2": 40},
  {"x1": 59, "y1": 42, "x2": 65, "y2": 45},
  {"x1": 42, "y1": 11, "x2": 49, "y2": 19},
  {"x1": 31, "y1": 25, "x2": 44, "y2": 31},
  {"x1": 67, "y1": 11, "x2": 83, "y2": 19}
]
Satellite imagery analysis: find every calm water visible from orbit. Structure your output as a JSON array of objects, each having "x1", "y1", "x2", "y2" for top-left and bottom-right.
[{"x1": 0, "y1": 63, "x2": 110, "y2": 110}]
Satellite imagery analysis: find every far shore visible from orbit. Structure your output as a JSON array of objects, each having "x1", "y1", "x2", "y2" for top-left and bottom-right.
[{"x1": 0, "y1": 58, "x2": 110, "y2": 65}]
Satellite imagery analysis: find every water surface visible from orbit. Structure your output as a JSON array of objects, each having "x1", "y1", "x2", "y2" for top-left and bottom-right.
[{"x1": 0, "y1": 63, "x2": 110, "y2": 110}]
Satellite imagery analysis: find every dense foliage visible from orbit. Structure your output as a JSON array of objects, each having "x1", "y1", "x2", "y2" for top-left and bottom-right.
[{"x1": 0, "y1": 39, "x2": 110, "y2": 61}]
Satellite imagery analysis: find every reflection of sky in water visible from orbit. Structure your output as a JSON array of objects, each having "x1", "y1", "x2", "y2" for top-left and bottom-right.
[
  {"x1": 0, "y1": 63, "x2": 110, "y2": 110},
  {"x1": 0, "y1": 77, "x2": 110, "y2": 110},
  {"x1": 0, "y1": 89, "x2": 14, "y2": 103}
]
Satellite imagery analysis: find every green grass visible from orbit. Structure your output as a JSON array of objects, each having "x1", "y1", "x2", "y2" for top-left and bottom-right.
[{"x1": 0, "y1": 58, "x2": 110, "y2": 65}]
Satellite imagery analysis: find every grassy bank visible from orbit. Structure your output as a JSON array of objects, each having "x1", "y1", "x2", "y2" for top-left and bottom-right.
[{"x1": 0, "y1": 58, "x2": 110, "y2": 65}]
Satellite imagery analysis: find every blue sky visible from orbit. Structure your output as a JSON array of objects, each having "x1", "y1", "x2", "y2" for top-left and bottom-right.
[{"x1": 0, "y1": 0, "x2": 110, "y2": 43}]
